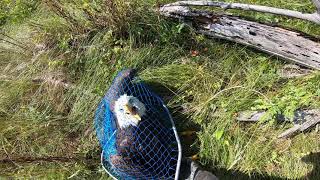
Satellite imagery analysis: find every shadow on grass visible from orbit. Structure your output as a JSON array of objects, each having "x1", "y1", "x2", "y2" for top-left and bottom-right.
[
  {"x1": 301, "y1": 152, "x2": 320, "y2": 179},
  {"x1": 211, "y1": 167, "x2": 285, "y2": 180},
  {"x1": 144, "y1": 81, "x2": 201, "y2": 157},
  {"x1": 144, "y1": 81, "x2": 320, "y2": 180},
  {"x1": 145, "y1": 81, "x2": 284, "y2": 179},
  {"x1": 195, "y1": 146, "x2": 320, "y2": 180}
]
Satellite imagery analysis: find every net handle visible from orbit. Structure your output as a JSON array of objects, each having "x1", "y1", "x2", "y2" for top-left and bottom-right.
[
  {"x1": 101, "y1": 150, "x2": 118, "y2": 180},
  {"x1": 101, "y1": 130, "x2": 117, "y2": 179},
  {"x1": 163, "y1": 104, "x2": 182, "y2": 180}
]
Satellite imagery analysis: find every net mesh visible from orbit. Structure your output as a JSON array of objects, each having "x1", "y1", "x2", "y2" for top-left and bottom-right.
[{"x1": 95, "y1": 69, "x2": 180, "y2": 179}]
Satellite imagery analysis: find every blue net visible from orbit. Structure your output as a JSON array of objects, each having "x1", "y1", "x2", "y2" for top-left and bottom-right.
[{"x1": 95, "y1": 69, "x2": 181, "y2": 179}]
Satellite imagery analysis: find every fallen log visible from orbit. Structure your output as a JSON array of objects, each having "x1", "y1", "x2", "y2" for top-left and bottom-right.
[
  {"x1": 278, "y1": 110, "x2": 320, "y2": 138},
  {"x1": 162, "y1": 1, "x2": 320, "y2": 25},
  {"x1": 160, "y1": 4, "x2": 320, "y2": 70},
  {"x1": 236, "y1": 109, "x2": 320, "y2": 138}
]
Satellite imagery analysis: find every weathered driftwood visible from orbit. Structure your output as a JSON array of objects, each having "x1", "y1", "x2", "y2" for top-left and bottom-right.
[
  {"x1": 160, "y1": 5, "x2": 320, "y2": 70},
  {"x1": 237, "y1": 110, "x2": 303, "y2": 123},
  {"x1": 237, "y1": 111, "x2": 271, "y2": 122},
  {"x1": 278, "y1": 109, "x2": 320, "y2": 138},
  {"x1": 162, "y1": 1, "x2": 320, "y2": 25},
  {"x1": 236, "y1": 109, "x2": 320, "y2": 138},
  {"x1": 238, "y1": 109, "x2": 320, "y2": 121},
  {"x1": 278, "y1": 125, "x2": 301, "y2": 139}
]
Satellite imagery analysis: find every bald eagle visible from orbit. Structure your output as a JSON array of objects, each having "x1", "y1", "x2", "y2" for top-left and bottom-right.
[
  {"x1": 110, "y1": 94, "x2": 147, "y2": 175},
  {"x1": 95, "y1": 69, "x2": 181, "y2": 179}
]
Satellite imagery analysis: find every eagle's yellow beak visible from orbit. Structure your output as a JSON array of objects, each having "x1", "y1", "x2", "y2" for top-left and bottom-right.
[
  {"x1": 125, "y1": 104, "x2": 141, "y2": 121},
  {"x1": 133, "y1": 114, "x2": 141, "y2": 121}
]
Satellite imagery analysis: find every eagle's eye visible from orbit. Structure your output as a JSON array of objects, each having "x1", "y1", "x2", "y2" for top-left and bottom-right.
[{"x1": 132, "y1": 106, "x2": 137, "y2": 112}]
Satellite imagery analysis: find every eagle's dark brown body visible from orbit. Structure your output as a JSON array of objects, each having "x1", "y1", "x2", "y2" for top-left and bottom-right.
[{"x1": 110, "y1": 125, "x2": 146, "y2": 176}]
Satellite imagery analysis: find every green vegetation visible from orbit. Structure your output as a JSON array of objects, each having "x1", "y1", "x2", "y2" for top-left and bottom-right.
[{"x1": 0, "y1": 0, "x2": 319, "y2": 179}]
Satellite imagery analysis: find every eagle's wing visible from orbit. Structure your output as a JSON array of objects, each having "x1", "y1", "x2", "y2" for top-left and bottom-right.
[
  {"x1": 112, "y1": 126, "x2": 148, "y2": 177},
  {"x1": 116, "y1": 126, "x2": 138, "y2": 154}
]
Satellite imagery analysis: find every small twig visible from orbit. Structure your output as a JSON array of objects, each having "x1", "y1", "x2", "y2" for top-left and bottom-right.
[
  {"x1": 68, "y1": 170, "x2": 81, "y2": 179},
  {"x1": 0, "y1": 33, "x2": 25, "y2": 44},
  {"x1": 163, "y1": 1, "x2": 320, "y2": 24},
  {"x1": 1, "y1": 143, "x2": 22, "y2": 168},
  {"x1": 0, "y1": 38, "x2": 29, "y2": 51},
  {"x1": 0, "y1": 33, "x2": 30, "y2": 51},
  {"x1": 0, "y1": 156, "x2": 87, "y2": 164}
]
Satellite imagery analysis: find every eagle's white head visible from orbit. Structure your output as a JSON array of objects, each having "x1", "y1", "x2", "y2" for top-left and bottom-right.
[{"x1": 114, "y1": 94, "x2": 146, "y2": 129}]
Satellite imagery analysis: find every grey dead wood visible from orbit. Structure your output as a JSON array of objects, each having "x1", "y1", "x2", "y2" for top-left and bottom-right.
[
  {"x1": 162, "y1": 1, "x2": 320, "y2": 24},
  {"x1": 277, "y1": 125, "x2": 301, "y2": 139},
  {"x1": 236, "y1": 111, "x2": 290, "y2": 122},
  {"x1": 236, "y1": 109, "x2": 320, "y2": 138},
  {"x1": 236, "y1": 111, "x2": 271, "y2": 122},
  {"x1": 278, "y1": 109, "x2": 320, "y2": 138},
  {"x1": 160, "y1": 4, "x2": 320, "y2": 70}
]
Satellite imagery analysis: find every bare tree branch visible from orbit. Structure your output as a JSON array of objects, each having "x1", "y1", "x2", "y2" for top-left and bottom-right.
[
  {"x1": 0, "y1": 38, "x2": 29, "y2": 51},
  {"x1": 163, "y1": 1, "x2": 320, "y2": 24},
  {"x1": 0, "y1": 156, "x2": 89, "y2": 163}
]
